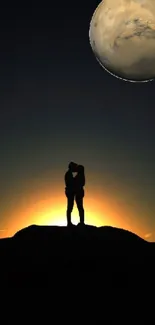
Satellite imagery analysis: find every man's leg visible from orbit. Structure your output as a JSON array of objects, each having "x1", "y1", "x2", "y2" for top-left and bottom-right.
[
  {"x1": 75, "y1": 195, "x2": 84, "y2": 224},
  {"x1": 67, "y1": 195, "x2": 74, "y2": 226}
]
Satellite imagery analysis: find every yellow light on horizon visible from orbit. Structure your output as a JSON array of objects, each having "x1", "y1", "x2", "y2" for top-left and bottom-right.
[
  {"x1": 7, "y1": 193, "x2": 110, "y2": 237},
  {"x1": 2, "y1": 185, "x2": 148, "y2": 241},
  {"x1": 36, "y1": 200, "x2": 105, "y2": 227}
]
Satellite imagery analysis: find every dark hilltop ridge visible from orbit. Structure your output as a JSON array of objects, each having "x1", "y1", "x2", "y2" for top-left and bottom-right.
[{"x1": 0, "y1": 223, "x2": 155, "y2": 288}]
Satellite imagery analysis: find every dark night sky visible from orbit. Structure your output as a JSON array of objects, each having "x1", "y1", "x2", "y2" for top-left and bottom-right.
[{"x1": 0, "y1": 1, "x2": 155, "y2": 240}]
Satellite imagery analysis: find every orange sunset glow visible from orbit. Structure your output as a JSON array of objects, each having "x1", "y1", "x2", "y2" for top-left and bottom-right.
[{"x1": 1, "y1": 174, "x2": 148, "y2": 241}]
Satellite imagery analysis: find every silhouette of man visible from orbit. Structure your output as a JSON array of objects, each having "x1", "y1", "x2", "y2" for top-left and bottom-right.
[
  {"x1": 64, "y1": 162, "x2": 85, "y2": 226},
  {"x1": 65, "y1": 162, "x2": 78, "y2": 226}
]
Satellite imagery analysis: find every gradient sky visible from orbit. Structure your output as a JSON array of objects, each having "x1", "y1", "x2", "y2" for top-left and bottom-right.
[{"x1": 0, "y1": 1, "x2": 155, "y2": 240}]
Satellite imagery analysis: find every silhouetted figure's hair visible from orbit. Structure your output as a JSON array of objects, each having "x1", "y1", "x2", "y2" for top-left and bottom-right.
[{"x1": 76, "y1": 165, "x2": 85, "y2": 188}]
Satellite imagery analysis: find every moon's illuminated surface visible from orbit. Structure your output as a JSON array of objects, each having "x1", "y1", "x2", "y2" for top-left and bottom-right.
[{"x1": 89, "y1": 0, "x2": 155, "y2": 82}]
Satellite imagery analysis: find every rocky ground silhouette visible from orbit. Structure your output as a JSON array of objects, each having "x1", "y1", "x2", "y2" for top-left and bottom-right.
[
  {"x1": 1, "y1": 223, "x2": 155, "y2": 319},
  {"x1": 0, "y1": 224, "x2": 154, "y2": 283}
]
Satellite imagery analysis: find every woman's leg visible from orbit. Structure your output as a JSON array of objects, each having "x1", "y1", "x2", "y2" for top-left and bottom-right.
[{"x1": 75, "y1": 194, "x2": 84, "y2": 224}]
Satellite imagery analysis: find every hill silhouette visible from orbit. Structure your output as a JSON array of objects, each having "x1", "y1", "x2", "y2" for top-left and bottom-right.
[
  {"x1": 1, "y1": 223, "x2": 155, "y2": 320},
  {"x1": 0, "y1": 224, "x2": 155, "y2": 288}
]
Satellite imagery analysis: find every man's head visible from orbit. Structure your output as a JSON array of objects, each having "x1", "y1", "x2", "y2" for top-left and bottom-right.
[{"x1": 68, "y1": 162, "x2": 78, "y2": 172}]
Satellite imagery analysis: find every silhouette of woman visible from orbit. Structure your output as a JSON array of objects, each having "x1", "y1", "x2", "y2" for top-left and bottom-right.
[{"x1": 74, "y1": 165, "x2": 85, "y2": 225}]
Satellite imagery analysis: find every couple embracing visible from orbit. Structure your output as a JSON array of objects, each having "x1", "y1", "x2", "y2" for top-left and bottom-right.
[{"x1": 64, "y1": 162, "x2": 85, "y2": 226}]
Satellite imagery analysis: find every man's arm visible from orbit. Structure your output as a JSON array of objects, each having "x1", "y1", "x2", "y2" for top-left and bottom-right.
[
  {"x1": 83, "y1": 176, "x2": 85, "y2": 187},
  {"x1": 64, "y1": 172, "x2": 68, "y2": 187},
  {"x1": 65, "y1": 171, "x2": 72, "y2": 187}
]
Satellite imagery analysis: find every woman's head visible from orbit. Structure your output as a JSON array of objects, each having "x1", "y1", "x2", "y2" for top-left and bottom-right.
[{"x1": 77, "y1": 165, "x2": 84, "y2": 174}]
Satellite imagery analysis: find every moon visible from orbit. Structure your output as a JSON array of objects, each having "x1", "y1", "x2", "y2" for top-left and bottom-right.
[{"x1": 89, "y1": 0, "x2": 155, "y2": 82}]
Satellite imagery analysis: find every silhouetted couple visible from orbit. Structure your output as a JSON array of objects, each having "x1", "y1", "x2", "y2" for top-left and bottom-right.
[{"x1": 65, "y1": 162, "x2": 85, "y2": 226}]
